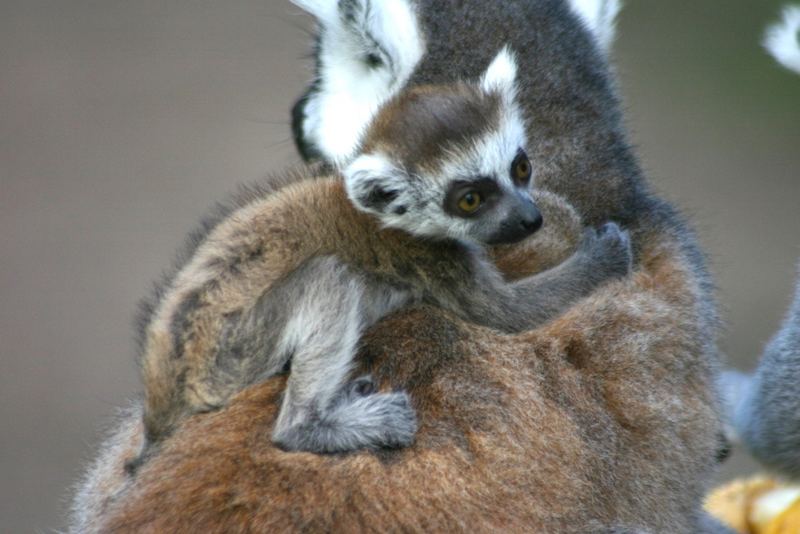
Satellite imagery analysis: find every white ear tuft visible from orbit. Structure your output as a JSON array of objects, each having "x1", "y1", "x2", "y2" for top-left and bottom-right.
[
  {"x1": 343, "y1": 153, "x2": 407, "y2": 215},
  {"x1": 481, "y1": 47, "x2": 518, "y2": 95},
  {"x1": 568, "y1": 0, "x2": 622, "y2": 53},
  {"x1": 764, "y1": 6, "x2": 800, "y2": 74},
  {"x1": 290, "y1": 0, "x2": 338, "y2": 24}
]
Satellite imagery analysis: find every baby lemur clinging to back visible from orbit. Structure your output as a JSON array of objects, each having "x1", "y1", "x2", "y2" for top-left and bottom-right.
[{"x1": 138, "y1": 49, "x2": 631, "y2": 460}]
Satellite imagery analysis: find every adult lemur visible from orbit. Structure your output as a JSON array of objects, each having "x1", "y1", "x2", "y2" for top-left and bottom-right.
[
  {"x1": 71, "y1": 1, "x2": 732, "y2": 532},
  {"x1": 721, "y1": 6, "x2": 800, "y2": 477},
  {"x1": 137, "y1": 51, "x2": 632, "y2": 457}
]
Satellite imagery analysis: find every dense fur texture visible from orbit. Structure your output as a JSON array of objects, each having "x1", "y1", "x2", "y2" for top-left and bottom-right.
[
  {"x1": 137, "y1": 70, "x2": 632, "y2": 460},
  {"x1": 71, "y1": 0, "x2": 731, "y2": 531},
  {"x1": 292, "y1": 0, "x2": 720, "y2": 410},
  {"x1": 722, "y1": 270, "x2": 800, "y2": 479},
  {"x1": 70, "y1": 191, "x2": 726, "y2": 532}
]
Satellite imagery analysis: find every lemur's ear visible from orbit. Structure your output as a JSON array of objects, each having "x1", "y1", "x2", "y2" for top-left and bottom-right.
[
  {"x1": 481, "y1": 47, "x2": 518, "y2": 100},
  {"x1": 567, "y1": 0, "x2": 622, "y2": 54},
  {"x1": 290, "y1": 0, "x2": 337, "y2": 23},
  {"x1": 764, "y1": 6, "x2": 800, "y2": 74},
  {"x1": 291, "y1": 0, "x2": 424, "y2": 76},
  {"x1": 344, "y1": 154, "x2": 410, "y2": 215},
  {"x1": 291, "y1": 0, "x2": 425, "y2": 163}
]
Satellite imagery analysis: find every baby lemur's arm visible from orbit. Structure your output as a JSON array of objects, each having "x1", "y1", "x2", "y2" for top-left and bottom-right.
[
  {"x1": 272, "y1": 221, "x2": 630, "y2": 453},
  {"x1": 433, "y1": 222, "x2": 631, "y2": 334}
]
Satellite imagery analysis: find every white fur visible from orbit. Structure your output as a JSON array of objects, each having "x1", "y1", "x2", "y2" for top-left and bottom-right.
[
  {"x1": 567, "y1": 0, "x2": 622, "y2": 53},
  {"x1": 270, "y1": 256, "x2": 415, "y2": 451},
  {"x1": 343, "y1": 152, "x2": 412, "y2": 215},
  {"x1": 764, "y1": 6, "x2": 800, "y2": 74},
  {"x1": 435, "y1": 99, "x2": 528, "y2": 242},
  {"x1": 291, "y1": 0, "x2": 339, "y2": 23},
  {"x1": 294, "y1": 0, "x2": 425, "y2": 164},
  {"x1": 481, "y1": 47, "x2": 519, "y2": 101},
  {"x1": 274, "y1": 259, "x2": 365, "y2": 412}
]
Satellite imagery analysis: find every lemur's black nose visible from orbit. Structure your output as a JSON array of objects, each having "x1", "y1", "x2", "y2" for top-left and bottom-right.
[
  {"x1": 520, "y1": 202, "x2": 543, "y2": 234},
  {"x1": 521, "y1": 211, "x2": 543, "y2": 233}
]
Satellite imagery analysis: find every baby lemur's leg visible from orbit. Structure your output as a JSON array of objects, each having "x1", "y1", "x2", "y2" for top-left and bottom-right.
[{"x1": 271, "y1": 256, "x2": 416, "y2": 453}]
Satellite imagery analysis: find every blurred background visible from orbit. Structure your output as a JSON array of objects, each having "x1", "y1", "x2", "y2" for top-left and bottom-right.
[{"x1": 1, "y1": 0, "x2": 798, "y2": 530}]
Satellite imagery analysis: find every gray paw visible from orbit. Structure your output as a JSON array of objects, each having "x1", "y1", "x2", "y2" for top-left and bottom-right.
[
  {"x1": 273, "y1": 385, "x2": 417, "y2": 454},
  {"x1": 330, "y1": 388, "x2": 417, "y2": 450},
  {"x1": 580, "y1": 222, "x2": 632, "y2": 280}
]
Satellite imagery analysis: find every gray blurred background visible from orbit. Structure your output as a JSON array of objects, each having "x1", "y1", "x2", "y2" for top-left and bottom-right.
[{"x1": 1, "y1": 0, "x2": 798, "y2": 530}]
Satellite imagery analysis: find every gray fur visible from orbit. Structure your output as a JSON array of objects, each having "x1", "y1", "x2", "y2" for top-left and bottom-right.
[
  {"x1": 293, "y1": 0, "x2": 720, "y2": 345},
  {"x1": 205, "y1": 214, "x2": 629, "y2": 455},
  {"x1": 69, "y1": 402, "x2": 143, "y2": 534},
  {"x1": 292, "y1": 0, "x2": 723, "y2": 529},
  {"x1": 132, "y1": 59, "x2": 634, "y2": 457},
  {"x1": 587, "y1": 515, "x2": 733, "y2": 534},
  {"x1": 269, "y1": 256, "x2": 415, "y2": 452},
  {"x1": 264, "y1": 215, "x2": 630, "y2": 453},
  {"x1": 722, "y1": 267, "x2": 800, "y2": 478},
  {"x1": 697, "y1": 511, "x2": 738, "y2": 534}
]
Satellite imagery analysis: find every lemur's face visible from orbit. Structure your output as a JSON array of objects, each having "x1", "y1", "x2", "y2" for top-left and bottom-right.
[{"x1": 344, "y1": 49, "x2": 541, "y2": 245}]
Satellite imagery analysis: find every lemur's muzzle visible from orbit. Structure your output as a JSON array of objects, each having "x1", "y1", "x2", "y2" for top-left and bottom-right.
[{"x1": 487, "y1": 195, "x2": 543, "y2": 245}]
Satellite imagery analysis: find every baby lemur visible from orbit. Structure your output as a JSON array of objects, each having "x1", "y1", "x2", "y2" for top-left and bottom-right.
[{"x1": 138, "y1": 49, "x2": 632, "y2": 459}]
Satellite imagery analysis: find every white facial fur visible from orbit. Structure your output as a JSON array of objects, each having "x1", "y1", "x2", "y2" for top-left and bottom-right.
[
  {"x1": 567, "y1": 0, "x2": 622, "y2": 53},
  {"x1": 292, "y1": 0, "x2": 425, "y2": 164},
  {"x1": 344, "y1": 49, "x2": 530, "y2": 243},
  {"x1": 764, "y1": 6, "x2": 800, "y2": 74}
]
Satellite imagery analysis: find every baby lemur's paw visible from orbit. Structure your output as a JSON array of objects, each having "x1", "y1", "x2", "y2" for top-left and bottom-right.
[{"x1": 579, "y1": 222, "x2": 633, "y2": 281}]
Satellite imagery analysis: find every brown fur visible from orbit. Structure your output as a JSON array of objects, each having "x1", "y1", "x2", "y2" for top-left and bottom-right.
[
  {"x1": 139, "y1": 83, "x2": 517, "y2": 446},
  {"x1": 141, "y1": 177, "x2": 407, "y2": 442},
  {"x1": 140, "y1": 80, "x2": 612, "y2": 452},
  {"x1": 362, "y1": 84, "x2": 500, "y2": 173},
  {"x1": 142, "y1": 174, "x2": 553, "y2": 446},
  {"x1": 72, "y1": 188, "x2": 721, "y2": 533}
]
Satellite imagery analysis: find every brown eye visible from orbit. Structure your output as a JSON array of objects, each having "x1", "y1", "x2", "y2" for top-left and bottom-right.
[
  {"x1": 512, "y1": 151, "x2": 532, "y2": 185},
  {"x1": 458, "y1": 191, "x2": 483, "y2": 214}
]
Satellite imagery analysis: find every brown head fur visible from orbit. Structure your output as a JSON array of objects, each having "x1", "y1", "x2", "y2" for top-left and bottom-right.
[{"x1": 362, "y1": 84, "x2": 501, "y2": 174}]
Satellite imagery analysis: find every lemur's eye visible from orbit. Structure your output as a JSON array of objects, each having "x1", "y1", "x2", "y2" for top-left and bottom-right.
[
  {"x1": 444, "y1": 178, "x2": 498, "y2": 218},
  {"x1": 511, "y1": 150, "x2": 532, "y2": 185},
  {"x1": 458, "y1": 192, "x2": 483, "y2": 214},
  {"x1": 365, "y1": 52, "x2": 384, "y2": 68}
]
